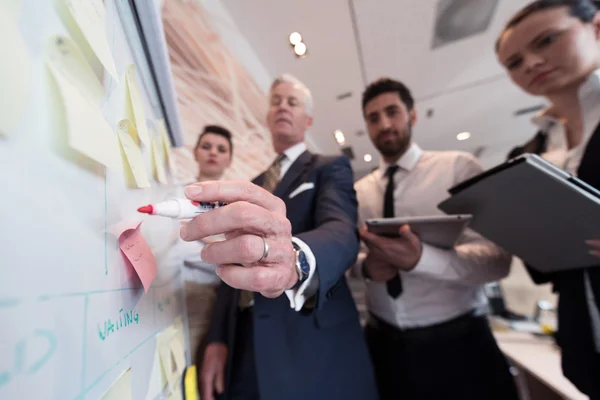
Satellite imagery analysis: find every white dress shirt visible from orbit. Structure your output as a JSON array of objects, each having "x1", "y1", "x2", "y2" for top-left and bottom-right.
[
  {"x1": 531, "y1": 69, "x2": 600, "y2": 352},
  {"x1": 354, "y1": 143, "x2": 511, "y2": 329}
]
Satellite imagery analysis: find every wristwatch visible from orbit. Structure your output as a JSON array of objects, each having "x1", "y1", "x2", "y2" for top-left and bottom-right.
[{"x1": 292, "y1": 242, "x2": 310, "y2": 289}]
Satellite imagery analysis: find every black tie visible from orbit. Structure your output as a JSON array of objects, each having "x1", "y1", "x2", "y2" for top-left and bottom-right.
[{"x1": 384, "y1": 165, "x2": 402, "y2": 298}]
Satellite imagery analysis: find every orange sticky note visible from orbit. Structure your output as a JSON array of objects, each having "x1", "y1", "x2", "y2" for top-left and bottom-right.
[{"x1": 118, "y1": 222, "x2": 157, "y2": 292}]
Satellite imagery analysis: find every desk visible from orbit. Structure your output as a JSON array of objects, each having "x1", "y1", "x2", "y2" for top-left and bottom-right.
[{"x1": 493, "y1": 331, "x2": 588, "y2": 400}]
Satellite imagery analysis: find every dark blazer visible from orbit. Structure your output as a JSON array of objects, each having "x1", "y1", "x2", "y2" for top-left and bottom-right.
[
  {"x1": 205, "y1": 150, "x2": 378, "y2": 400},
  {"x1": 507, "y1": 124, "x2": 600, "y2": 397}
]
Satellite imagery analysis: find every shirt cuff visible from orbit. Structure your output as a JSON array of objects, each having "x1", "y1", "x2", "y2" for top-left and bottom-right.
[
  {"x1": 285, "y1": 237, "x2": 317, "y2": 311},
  {"x1": 352, "y1": 252, "x2": 367, "y2": 279},
  {"x1": 407, "y1": 243, "x2": 450, "y2": 277}
]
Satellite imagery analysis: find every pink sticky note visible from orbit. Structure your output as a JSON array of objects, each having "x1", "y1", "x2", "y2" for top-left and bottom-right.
[
  {"x1": 106, "y1": 220, "x2": 142, "y2": 238},
  {"x1": 118, "y1": 222, "x2": 157, "y2": 293}
]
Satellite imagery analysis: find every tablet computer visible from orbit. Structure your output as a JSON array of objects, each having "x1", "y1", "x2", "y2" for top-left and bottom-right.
[
  {"x1": 365, "y1": 214, "x2": 472, "y2": 249},
  {"x1": 438, "y1": 154, "x2": 600, "y2": 271}
]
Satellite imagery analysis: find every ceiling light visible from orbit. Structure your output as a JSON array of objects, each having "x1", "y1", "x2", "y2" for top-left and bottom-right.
[
  {"x1": 364, "y1": 154, "x2": 372, "y2": 162},
  {"x1": 334, "y1": 130, "x2": 345, "y2": 145},
  {"x1": 294, "y1": 42, "x2": 307, "y2": 57},
  {"x1": 289, "y1": 32, "x2": 302, "y2": 45},
  {"x1": 456, "y1": 132, "x2": 471, "y2": 141}
]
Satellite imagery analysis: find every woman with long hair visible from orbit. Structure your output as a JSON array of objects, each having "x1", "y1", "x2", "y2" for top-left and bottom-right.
[{"x1": 496, "y1": 1, "x2": 600, "y2": 397}]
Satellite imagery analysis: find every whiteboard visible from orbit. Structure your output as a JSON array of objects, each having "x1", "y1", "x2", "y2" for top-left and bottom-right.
[{"x1": 0, "y1": 0, "x2": 188, "y2": 399}]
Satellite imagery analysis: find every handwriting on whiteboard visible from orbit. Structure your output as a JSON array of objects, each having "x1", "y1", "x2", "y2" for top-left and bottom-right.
[
  {"x1": 97, "y1": 308, "x2": 139, "y2": 341},
  {"x1": 0, "y1": 329, "x2": 57, "y2": 388}
]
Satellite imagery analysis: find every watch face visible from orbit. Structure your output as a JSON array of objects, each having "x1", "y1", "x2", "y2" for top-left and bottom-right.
[
  {"x1": 293, "y1": 249, "x2": 308, "y2": 283},
  {"x1": 298, "y1": 251, "x2": 309, "y2": 275}
]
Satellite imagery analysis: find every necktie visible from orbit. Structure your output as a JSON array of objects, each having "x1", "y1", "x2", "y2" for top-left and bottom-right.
[
  {"x1": 384, "y1": 165, "x2": 403, "y2": 298},
  {"x1": 238, "y1": 154, "x2": 286, "y2": 308},
  {"x1": 262, "y1": 154, "x2": 286, "y2": 193}
]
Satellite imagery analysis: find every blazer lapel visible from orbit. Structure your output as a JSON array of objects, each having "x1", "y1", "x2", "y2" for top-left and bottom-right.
[
  {"x1": 578, "y1": 120, "x2": 600, "y2": 307},
  {"x1": 578, "y1": 121, "x2": 600, "y2": 190},
  {"x1": 274, "y1": 151, "x2": 313, "y2": 199}
]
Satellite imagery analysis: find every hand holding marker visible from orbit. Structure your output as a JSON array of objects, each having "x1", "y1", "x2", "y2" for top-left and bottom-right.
[
  {"x1": 138, "y1": 198, "x2": 236, "y2": 264},
  {"x1": 137, "y1": 198, "x2": 226, "y2": 219}
]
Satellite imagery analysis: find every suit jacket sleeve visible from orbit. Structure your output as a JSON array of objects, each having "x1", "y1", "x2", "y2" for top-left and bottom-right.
[
  {"x1": 294, "y1": 156, "x2": 359, "y2": 310},
  {"x1": 205, "y1": 281, "x2": 233, "y2": 344}
]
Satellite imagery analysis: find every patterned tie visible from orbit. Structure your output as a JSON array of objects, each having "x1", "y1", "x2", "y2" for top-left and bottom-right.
[
  {"x1": 262, "y1": 154, "x2": 286, "y2": 193},
  {"x1": 238, "y1": 154, "x2": 286, "y2": 309},
  {"x1": 384, "y1": 165, "x2": 403, "y2": 298}
]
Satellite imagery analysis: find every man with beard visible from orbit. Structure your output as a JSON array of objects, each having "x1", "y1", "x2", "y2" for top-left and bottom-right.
[{"x1": 353, "y1": 78, "x2": 519, "y2": 400}]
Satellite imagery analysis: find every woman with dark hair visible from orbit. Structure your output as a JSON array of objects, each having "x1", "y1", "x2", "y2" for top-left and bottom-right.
[
  {"x1": 496, "y1": 1, "x2": 600, "y2": 397},
  {"x1": 194, "y1": 125, "x2": 234, "y2": 181}
]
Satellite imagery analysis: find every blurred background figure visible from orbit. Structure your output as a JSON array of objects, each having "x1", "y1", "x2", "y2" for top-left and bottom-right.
[{"x1": 194, "y1": 125, "x2": 234, "y2": 182}]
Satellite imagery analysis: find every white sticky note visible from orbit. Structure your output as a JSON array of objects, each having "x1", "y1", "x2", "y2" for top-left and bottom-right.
[
  {"x1": 101, "y1": 368, "x2": 133, "y2": 400},
  {"x1": 47, "y1": 60, "x2": 120, "y2": 170},
  {"x1": 0, "y1": 9, "x2": 31, "y2": 137},
  {"x1": 151, "y1": 134, "x2": 168, "y2": 184},
  {"x1": 117, "y1": 120, "x2": 150, "y2": 188},
  {"x1": 64, "y1": 0, "x2": 118, "y2": 80},
  {"x1": 46, "y1": 35, "x2": 104, "y2": 104},
  {"x1": 125, "y1": 64, "x2": 150, "y2": 146}
]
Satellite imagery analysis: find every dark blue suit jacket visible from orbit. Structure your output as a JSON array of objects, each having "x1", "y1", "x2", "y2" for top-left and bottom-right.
[{"x1": 205, "y1": 151, "x2": 378, "y2": 400}]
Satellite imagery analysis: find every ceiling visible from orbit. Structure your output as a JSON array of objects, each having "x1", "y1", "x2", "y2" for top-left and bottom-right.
[{"x1": 221, "y1": 0, "x2": 547, "y2": 175}]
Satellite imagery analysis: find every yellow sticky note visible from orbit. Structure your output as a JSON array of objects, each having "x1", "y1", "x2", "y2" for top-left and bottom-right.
[
  {"x1": 157, "y1": 119, "x2": 175, "y2": 172},
  {"x1": 125, "y1": 64, "x2": 150, "y2": 146},
  {"x1": 46, "y1": 35, "x2": 104, "y2": 104},
  {"x1": 170, "y1": 336, "x2": 186, "y2": 375},
  {"x1": 168, "y1": 388, "x2": 183, "y2": 400},
  {"x1": 64, "y1": 0, "x2": 118, "y2": 80},
  {"x1": 2, "y1": 0, "x2": 23, "y2": 18},
  {"x1": 157, "y1": 334, "x2": 177, "y2": 390},
  {"x1": 184, "y1": 366, "x2": 199, "y2": 400},
  {"x1": 117, "y1": 120, "x2": 150, "y2": 188},
  {"x1": 101, "y1": 368, "x2": 132, "y2": 400},
  {"x1": 0, "y1": 9, "x2": 31, "y2": 137},
  {"x1": 151, "y1": 135, "x2": 168, "y2": 184},
  {"x1": 47, "y1": 57, "x2": 120, "y2": 170}
]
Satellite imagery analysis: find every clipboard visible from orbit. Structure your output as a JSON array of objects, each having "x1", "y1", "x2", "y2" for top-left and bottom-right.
[{"x1": 438, "y1": 154, "x2": 600, "y2": 272}]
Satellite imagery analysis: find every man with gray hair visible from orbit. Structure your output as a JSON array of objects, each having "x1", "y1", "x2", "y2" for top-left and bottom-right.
[{"x1": 197, "y1": 74, "x2": 378, "y2": 400}]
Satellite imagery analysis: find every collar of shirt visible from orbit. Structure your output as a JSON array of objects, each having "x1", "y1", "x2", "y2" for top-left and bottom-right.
[
  {"x1": 532, "y1": 69, "x2": 600, "y2": 155},
  {"x1": 279, "y1": 141, "x2": 307, "y2": 179},
  {"x1": 377, "y1": 142, "x2": 423, "y2": 182}
]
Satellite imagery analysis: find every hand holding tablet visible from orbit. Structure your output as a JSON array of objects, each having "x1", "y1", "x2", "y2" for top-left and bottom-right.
[{"x1": 365, "y1": 214, "x2": 472, "y2": 249}]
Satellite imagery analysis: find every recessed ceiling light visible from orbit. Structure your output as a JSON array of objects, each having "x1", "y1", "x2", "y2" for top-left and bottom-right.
[
  {"x1": 294, "y1": 42, "x2": 307, "y2": 57},
  {"x1": 456, "y1": 132, "x2": 471, "y2": 141},
  {"x1": 364, "y1": 154, "x2": 372, "y2": 162},
  {"x1": 333, "y1": 129, "x2": 345, "y2": 145},
  {"x1": 289, "y1": 32, "x2": 302, "y2": 45}
]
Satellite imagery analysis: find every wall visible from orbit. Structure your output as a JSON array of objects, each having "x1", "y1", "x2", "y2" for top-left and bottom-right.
[{"x1": 161, "y1": 0, "x2": 276, "y2": 184}]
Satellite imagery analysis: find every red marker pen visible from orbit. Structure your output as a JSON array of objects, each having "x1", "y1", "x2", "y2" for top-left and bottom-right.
[{"x1": 137, "y1": 198, "x2": 226, "y2": 219}]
